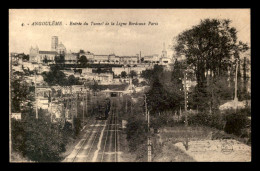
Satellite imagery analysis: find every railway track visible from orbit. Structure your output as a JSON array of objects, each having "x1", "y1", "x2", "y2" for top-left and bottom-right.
[
  {"x1": 71, "y1": 120, "x2": 100, "y2": 162},
  {"x1": 100, "y1": 101, "x2": 119, "y2": 162},
  {"x1": 100, "y1": 109, "x2": 113, "y2": 162},
  {"x1": 66, "y1": 98, "x2": 120, "y2": 162}
]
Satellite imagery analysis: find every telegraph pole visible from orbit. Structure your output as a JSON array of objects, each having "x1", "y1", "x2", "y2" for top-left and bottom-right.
[
  {"x1": 184, "y1": 70, "x2": 188, "y2": 127},
  {"x1": 144, "y1": 94, "x2": 152, "y2": 162},
  {"x1": 34, "y1": 68, "x2": 38, "y2": 119},
  {"x1": 234, "y1": 58, "x2": 239, "y2": 111},
  {"x1": 82, "y1": 91, "x2": 85, "y2": 125},
  {"x1": 125, "y1": 96, "x2": 127, "y2": 113},
  {"x1": 183, "y1": 69, "x2": 189, "y2": 150}
]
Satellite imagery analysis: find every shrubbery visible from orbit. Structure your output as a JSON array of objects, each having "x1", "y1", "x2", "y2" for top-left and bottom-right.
[
  {"x1": 11, "y1": 110, "x2": 80, "y2": 162},
  {"x1": 125, "y1": 116, "x2": 148, "y2": 152},
  {"x1": 187, "y1": 108, "x2": 250, "y2": 137}
]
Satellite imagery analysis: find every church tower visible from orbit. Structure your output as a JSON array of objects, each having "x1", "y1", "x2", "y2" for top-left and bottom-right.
[
  {"x1": 51, "y1": 36, "x2": 58, "y2": 51},
  {"x1": 161, "y1": 42, "x2": 167, "y2": 58}
]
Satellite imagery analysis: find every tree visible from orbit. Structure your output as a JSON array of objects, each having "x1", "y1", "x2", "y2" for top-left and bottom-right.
[
  {"x1": 78, "y1": 55, "x2": 88, "y2": 67},
  {"x1": 96, "y1": 67, "x2": 102, "y2": 75},
  {"x1": 67, "y1": 75, "x2": 78, "y2": 85},
  {"x1": 174, "y1": 19, "x2": 249, "y2": 111},
  {"x1": 175, "y1": 19, "x2": 248, "y2": 86},
  {"x1": 129, "y1": 70, "x2": 137, "y2": 78},
  {"x1": 79, "y1": 49, "x2": 85, "y2": 54},
  {"x1": 42, "y1": 66, "x2": 68, "y2": 86},
  {"x1": 11, "y1": 78, "x2": 29, "y2": 112},
  {"x1": 132, "y1": 78, "x2": 139, "y2": 86},
  {"x1": 89, "y1": 81, "x2": 99, "y2": 96},
  {"x1": 22, "y1": 111, "x2": 67, "y2": 161},
  {"x1": 54, "y1": 54, "x2": 65, "y2": 65},
  {"x1": 22, "y1": 54, "x2": 29, "y2": 61},
  {"x1": 121, "y1": 71, "x2": 127, "y2": 78},
  {"x1": 125, "y1": 116, "x2": 147, "y2": 152},
  {"x1": 43, "y1": 56, "x2": 48, "y2": 64}
]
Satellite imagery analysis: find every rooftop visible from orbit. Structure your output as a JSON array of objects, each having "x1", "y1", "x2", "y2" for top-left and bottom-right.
[{"x1": 39, "y1": 51, "x2": 58, "y2": 55}]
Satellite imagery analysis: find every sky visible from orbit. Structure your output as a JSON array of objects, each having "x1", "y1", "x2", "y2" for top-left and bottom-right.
[{"x1": 9, "y1": 9, "x2": 250, "y2": 57}]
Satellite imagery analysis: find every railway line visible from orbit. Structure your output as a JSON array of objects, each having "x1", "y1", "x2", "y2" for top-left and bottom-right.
[{"x1": 64, "y1": 98, "x2": 120, "y2": 162}]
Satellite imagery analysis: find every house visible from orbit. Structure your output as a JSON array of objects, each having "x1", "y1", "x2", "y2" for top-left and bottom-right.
[{"x1": 11, "y1": 113, "x2": 21, "y2": 120}]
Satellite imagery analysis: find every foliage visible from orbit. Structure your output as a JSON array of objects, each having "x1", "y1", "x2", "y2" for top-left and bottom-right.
[
  {"x1": 78, "y1": 55, "x2": 88, "y2": 67},
  {"x1": 42, "y1": 65, "x2": 68, "y2": 86},
  {"x1": 174, "y1": 19, "x2": 249, "y2": 110},
  {"x1": 89, "y1": 81, "x2": 99, "y2": 95},
  {"x1": 125, "y1": 116, "x2": 147, "y2": 152},
  {"x1": 186, "y1": 108, "x2": 250, "y2": 137},
  {"x1": 54, "y1": 54, "x2": 65, "y2": 64},
  {"x1": 11, "y1": 110, "x2": 70, "y2": 162},
  {"x1": 132, "y1": 78, "x2": 139, "y2": 86},
  {"x1": 141, "y1": 69, "x2": 153, "y2": 83},
  {"x1": 11, "y1": 78, "x2": 30, "y2": 112},
  {"x1": 129, "y1": 70, "x2": 137, "y2": 78},
  {"x1": 73, "y1": 117, "x2": 82, "y2": 137},
  {"x1": 139, "y1": 81, "x2": 148, "y2": 86},
  {"x1": 141, "y1": 65, "x2": 164, "y2": 85},
  {"x1": 43, "y1": 56, "x2": 48, "y2": 64},
  {"x1": 224, "y1": 109, "x2": 249, "y2": 136},
  {"x1": 121, "y1": 71, "x2": 127, "y2": 78},
  {"x1": 22, "y1": 54, "x2": 29, "y2": 61},
  {"x1": 11, "y1": 119, "x2": 25, "y2": 153},
  {"x1": 145, "y1": 63, "x2": 184, "y2": 114},
  {"x1": 67, "y1": 75, "x2": 79, "y2": 86}
]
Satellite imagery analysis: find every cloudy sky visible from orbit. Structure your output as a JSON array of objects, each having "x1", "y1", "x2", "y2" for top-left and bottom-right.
[{"x1": 9, "y1": 9, "x2": 250, "y2": 57}]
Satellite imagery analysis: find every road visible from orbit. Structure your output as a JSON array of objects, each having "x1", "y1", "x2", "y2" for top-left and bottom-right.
[{"x1": 64, "y1": 99, "x2": 121, "y2": 162}]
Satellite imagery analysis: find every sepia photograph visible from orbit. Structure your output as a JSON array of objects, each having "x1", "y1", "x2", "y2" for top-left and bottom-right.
[{"x1": 9, "y1": 9, "x2": 251, "y2": 162}]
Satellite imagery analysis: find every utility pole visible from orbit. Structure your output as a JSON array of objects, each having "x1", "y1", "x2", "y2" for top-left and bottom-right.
[
  {"x1": 234, "y1": 58, "x2": 239, "y2": 111},
  {"x1": 76, "y1": 93, "x2": 78, "y2": 118},
  {"x1": 131, "y1": 98, "x2": 133, "y2": 115},
  {"x1": 144, "y1": 95, "x2": 148, "y2": 120},
  {"x1": 184, "y1": 70, "x2": 188, "y2": 127},
  {"x1": 183, "y1": 69, "x2": 189, "y2": 150},
  {"x1": 86, "y1": 90, "x2": 88, "y2": 120},
  {"x1": 82, "y1": 91, "x2": 84, "y2": 125},
  {"x1": 144, "y1": 94, "x2": 152, "y2": 162},
  {"x1": 34, "y1": 68, "x2": 38, "y2": 119},
  {"x1": 125, "y1": 96, "x2": 127, "y2": 113}
]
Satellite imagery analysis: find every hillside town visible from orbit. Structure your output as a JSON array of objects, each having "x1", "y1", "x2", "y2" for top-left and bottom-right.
[
  {"x1": 10, "y1": 9, "x2": 251, "y2": 163},
  {"x1": 11, "y1": 36, "x2": 174, "y2": 121}
]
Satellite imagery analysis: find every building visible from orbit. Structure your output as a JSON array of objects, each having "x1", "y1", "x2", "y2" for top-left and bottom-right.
[
  {"x1": 118, "y1": 56, "x2": 139, "y2": 65},
  {"x1": 29, "y1": 36, "x2": 67, "y2": 64},
  {"x1": 159, "y1": 43, "x2": 172, "y2": 65},
  {"x1": 56, "y1": 42, "x2": 67, "y2": 55},
  {"x1": 143, "y1": 54, "x2": 160, "y2": 64},
  {"x1": 29, "y1": 46, "x2": 39, "y2": 63},
  {"x1": 38, "y1": 51, "x2": 58, "y2": 64},
  {"x1": 11, "y1": 113, "x2": 21, "y2": 120},
  {"x1": 51, "y1": 36, "x2": 59, "y2": 51},
  {"x1": 36, "y1": 87, "x2": 52, "y2": 110},
  {"x1": 64, "y1": 52, "x2": 77, "y2": 64}
]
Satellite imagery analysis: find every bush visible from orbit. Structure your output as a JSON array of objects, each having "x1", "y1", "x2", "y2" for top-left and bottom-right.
[
  {"x1": 23, "y1": 116, "x2": 67, "y2": 162},
  {"x1": 11, "y1": 119, "x2": 25, "y2": 153},
  {"x1": 187, "y1": 108, "x2": 250, "y2": 137},
  {"x1": 73, "y1": 117, "x2": 82, "y2": 137},
  {"x1": 224, "y1": 110, "x2": 249, "y2": 136},
  {"x1": 125, "y1": 116, "x2": 147, "y2": 152},
  {"x1": 11, "y1": 110, "x2": 75, "y2": 162}
]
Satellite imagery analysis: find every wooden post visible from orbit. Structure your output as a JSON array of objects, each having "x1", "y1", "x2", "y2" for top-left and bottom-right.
[
  {"x1": 184, "y1": 70, "x2": 187, "y2": 127},
  {"x1": 83, "y1": 92, "x2": 84, "y2": 125},
  {"x1": 234, "y1": 58, "x2": 239, "y2": 111},
  {"x1": 34, "y1": 69, "x2": 38, "y2": 119}
]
